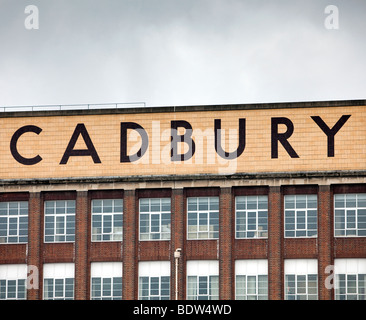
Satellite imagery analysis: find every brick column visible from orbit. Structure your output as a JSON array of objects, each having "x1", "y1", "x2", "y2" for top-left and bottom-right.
[
  {"x1": 123, "y1": 189, "x2": 137, "y2": 300},
  {"x1": 219, "y1": 187, "x2": 233, "y2": 300},
  {"x1": 268, "y1": 186, "x2": 282, "y2": 300},
  {"x1": 27, "y1": 192, "x2": 42, "y2": 300},
  {"x1": 171, "y1": 189, "x2": 185, "y2": 300},
  {"x1": 74, "y1": 191, "x2": 89, "y2": 300},
  {"x1": 318, "y1": 185, "x2": 333, "y2": 300}
]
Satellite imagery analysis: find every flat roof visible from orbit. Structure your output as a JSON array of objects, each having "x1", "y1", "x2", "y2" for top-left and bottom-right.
[{"x1": 0, "y1": 99, "x2": 365, "y2": 118}]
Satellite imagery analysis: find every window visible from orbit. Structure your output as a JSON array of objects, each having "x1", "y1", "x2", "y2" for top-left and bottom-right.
[
  {"x1": 0, "y1": 202, "x2": 28, "y2": 244},
  {"x1": 138, "y1": 261, "x2": 170, "y2": 300},
  {"x1": 91, "y1": 262, "x2": 122, "y2": 300},
  {"x1": 139, "y1": 198, "x2": 171, "y2": 241},
  {"x1": 187, "y1": 197, "x2": 219, "y2": 240},
  {"x1": 187, "y1": 276, "x2": 219, "y2": 300},
  {"x1": 44, "y1": 200, "x2": 75, "y2": 243},
  {"x1": 186, "y1": 260, "x2": 219, "y2": 300},
  {"x1": 0, "y1": 264, "x2": 27, "y2": 300},
  {"x1": 139, "y1": 276, "x2": 170, "y2": 300},
  {"x1": 335, "y1": 259, "x2": 366, "y2": 300},
  {"x1": 284, "y1": 259, "x2": 318, "y2": 300},
  {"x1": 44, "y1": 278, "x2": 74, "y2": 300},
  {"x1": 91, "y1": 199, "x2": 123, "y2": 241},
  {"x1": 235, "y1": 260, "x2": 268, "y2": 300},
  {"x1": 284, "y1": 195, "x2": 317, "y2": 237},
  {"x1": 43, "y1": 263, "x2": 74, "y2": 300},
  {"x1": 91, "y1": 277, "x2": 122, "y2": 300},
  {"x1": 236, "y1": 196, "x2": 268, "y2": 238},
  {"x1": 334, "y1": 194, "x2": 366, "y2": 237}
]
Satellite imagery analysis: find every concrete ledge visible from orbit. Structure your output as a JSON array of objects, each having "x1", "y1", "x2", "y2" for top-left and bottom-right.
[{"x1": 1, "y1": 170, "x2": 366, "y2": 186}]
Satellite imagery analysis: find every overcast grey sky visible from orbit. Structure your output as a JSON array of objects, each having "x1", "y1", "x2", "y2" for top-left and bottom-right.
[{"x1": 0, "y1": 0, "x2": 365, "y2": 108}]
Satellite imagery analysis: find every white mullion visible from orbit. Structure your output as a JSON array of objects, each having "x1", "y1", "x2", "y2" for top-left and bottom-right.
[
  {"x1": 245, "y1": 208, "x2": 249, "y2": 237},
  {"x1": 148, "y1": 199, "x2": 153, "y2": 239},
  {"x1": 294, "y1": 208, "x2": 298, "y2": 235},
  {"x1": 305, "y1": 275, "x2": 309, "y2": 298},
  {"x1": 197, "y1": 211, "x2": 202, "y2": 238},
  {"x1": 15, "y1": 203, "x2": 20, "y2": 239},
  {"x1": 102, "y1": 278, "x2": 109, "y2": 299},
  {"x1": 295, "y1": 275, "x2": 299, "y2": 298},
  {"x1": 255, "y1": 197, "x2": 259, "y2": 234},
  {"x1": 5, "y1": 203, "x2": 9, "y2": 241},
  {"x1": 304, "y1": 196, "x2": 309, "y2": 235}
]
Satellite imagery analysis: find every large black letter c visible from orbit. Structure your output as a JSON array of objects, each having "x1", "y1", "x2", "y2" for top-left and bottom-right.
[{"x1": 10, "y1": 125, "x2": 43, "y2": 165}]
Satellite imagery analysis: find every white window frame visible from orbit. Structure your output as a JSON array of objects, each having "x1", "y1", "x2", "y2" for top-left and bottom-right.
[
  {"x1": 235, "y1": 260, "x2": 268, "y2": 300},
  {"x1": 0, "y1": 264, "x2": 27, "y2": 300},
  {"x1": 235, "y1": 196, "x2": 268, "y2": 239},
  {"x1": 91, "y1": 199, "x2": 123, "y2": 242},
  {"x1": 44, "y1": 200, "x2": 75, "y2": 243},
  {"x1": 284, "y1": 259, "x2": 318, "y2": 300},
  {"x1": 284, "y1": 195, "x2": 318, "y2": 238},
  {"x1": 90, "y1": 262, "x2": 122, "y2": 300},
  {"x1": 334, "y1": 194, "x2": 366, "y2": 237},
  {"x1": 186, "y1": 260, "x2": 219, "y2": 300},
  {"x1": 335, "y1": 259, "x2": 366, "y2": 300},
  {"x1": 138, "y1": 261, "x2": 170, "y2": 300},
  {"x1": 187, "y1": 197, "x2": 219, "y2": 240},
  {"x1": 0, "y1": 201, "x2": 28, "y2": 244},
  {"x1": 43, "y1": 263, "x2": 74, "y2": 300},
  {"x1": 139, "y1": 198, "x2": 171, "y2": 241}
]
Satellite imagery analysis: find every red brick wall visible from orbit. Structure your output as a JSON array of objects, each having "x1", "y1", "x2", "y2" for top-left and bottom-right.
[
  {"x1": 268, "y1": 186, "x2": 282, "y2": 300},
  {"x1": 122, "y1": 189, "x2": 137, "y2": 300},
  {"x1": 27, "y1": 192, "x2": 41, "y2": 300},
  {"x1": 75, "y1": 191, "x2": 89, "y2": 300},
  {"x1": 1, "y1": 183, "x2": 365, "y2": 300},
  {"x1": 171, "y1": 188, "x2": 184, "y2": 300},
  {"x1": 318, "y1": 185, "x2": 333, "y2": 300},
  {"x1": 219, "y1": 187, "x2": 233, "y2": 300}
]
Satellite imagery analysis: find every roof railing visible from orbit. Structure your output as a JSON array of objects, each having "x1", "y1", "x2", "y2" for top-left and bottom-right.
[{"x1": 0, "y1": 102, "x2": 146, "y2": 112}]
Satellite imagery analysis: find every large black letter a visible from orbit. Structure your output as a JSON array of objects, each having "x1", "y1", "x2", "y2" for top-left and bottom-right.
[{"x1": 60, "y1": 123, "x2": 101, "y2": 164}]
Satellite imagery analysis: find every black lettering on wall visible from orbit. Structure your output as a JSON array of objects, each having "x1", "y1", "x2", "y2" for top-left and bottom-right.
[
  {"x1": 120, "y1": 122, "x2": 148, "y2": 163},
  {"x1": 271, "y1": 117, "x2": 299, "y2": 159},
  {"x1": 60, "y1": 123, "x2": 101, "y2": 164},
  {"x1": 214, "y1": 119, "x2": 246, "y2": 159},
  {"x1": 10, "y1": 125, "x2": 43, "y2": 165},
  {"x1": 171, "y1": 120, "x2": 196, "y2": 161},
  {"x1": 311, "y1": 115, "x2": 351, "y2": 157}
]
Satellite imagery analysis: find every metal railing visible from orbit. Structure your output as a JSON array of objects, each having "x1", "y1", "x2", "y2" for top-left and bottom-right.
[{"x1": 0, "y1": 102, "x2": 146, "y2": 112}]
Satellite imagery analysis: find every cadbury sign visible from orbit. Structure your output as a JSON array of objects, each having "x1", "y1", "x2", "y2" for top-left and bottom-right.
[{"x1": 0, "y1": 105, "x2": 364, "y2": 180}]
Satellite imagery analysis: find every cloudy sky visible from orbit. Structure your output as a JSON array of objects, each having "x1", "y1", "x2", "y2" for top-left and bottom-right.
[{"x1": 0, "y1": 0, "x2": 365, "y2": 108}]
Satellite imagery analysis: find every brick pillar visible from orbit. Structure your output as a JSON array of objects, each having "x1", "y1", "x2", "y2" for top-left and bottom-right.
[
  {"x1": 268, "y1": 186, "x2": 282, "y2": 300},
  {"x1": 74, "y1": 191, "x2": 89, "y2": 300},
  {"x1": 219, "y1": 187, "x2": 233, "y2": 299},
  {"x1": 123, "y1": 189, "x2": 137, "y2": 300},
  {"x1": 27, "y1": 192, "x2": 42, "y2": 300},
  {"x1": 171, "y1": 188, "x2": 185, "y2": 300},
  {"x1": 318, "y1": 185, "x2": 333, "y2": 300}
]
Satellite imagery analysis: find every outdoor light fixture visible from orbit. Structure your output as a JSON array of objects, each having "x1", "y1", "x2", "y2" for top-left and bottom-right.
[{"x1": 174, "y1": 248, "x2": 182, "y2": 300}]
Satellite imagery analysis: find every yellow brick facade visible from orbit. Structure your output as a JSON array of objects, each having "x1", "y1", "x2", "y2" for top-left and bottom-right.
[{"x1": 0, "y1": 105, "x2": 365, "y2": 180}]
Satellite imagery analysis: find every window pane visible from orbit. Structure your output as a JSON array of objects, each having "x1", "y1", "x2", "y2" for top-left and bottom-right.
[
  {"x1": 247, "y1": 276, "x2": 256, "y2": 295},
  {"x1": 92, "y1": 278, "x2": 101, "y2": 299},
  {"x1": 103, "y1": 278, "x2": 112, "y2": 297},
  {"x1": 198, "y1": 276, "x2": 207, "y2": 295},
  {"x1": 139, "y1": 198, "x2": 170, "y2": 241}
]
